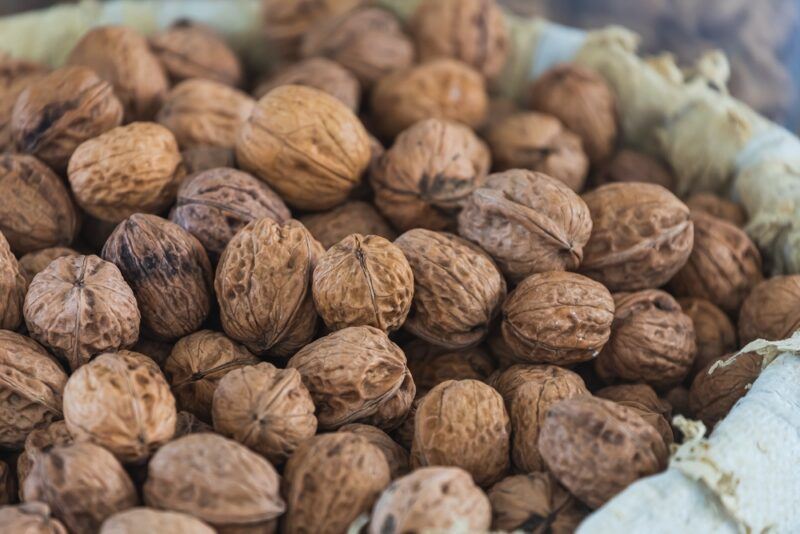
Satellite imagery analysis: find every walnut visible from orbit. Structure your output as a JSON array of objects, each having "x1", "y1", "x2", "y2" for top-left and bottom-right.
[
  {"x1": 0, "y1": 232, "x2": 27, "y2": 331},
  {"x1": 173, "y1": 410, "x2": 213, "y2": 438},
  {"x1": 405, "y1": 340, "x2": 495, "y2": 397},
  {"x1": 144, "y1": 433, "x2": 285, "y2": 533},
  {"x1": 391, "y1": 396, "x2": 420, "y2": 450},
  {"x1": 369, "y1": 466, "x2": 491, "y2": 534},
  {"x1": 17, "y1": 420, "x2": 73, "y2": 495},
  {"x1": 664, "y1": 385, "x2": 691, "y2": 416},
  {"x1": 338, "y1": 423, "x2": 410, "y2": 479},
  {"x1": 170, "y1": 168, "x2": 290, "y2": 263},
  {"x1": 678, "y1": 297, "x2": 737, "y2": 376},
  {"x1": 395, "y1": 229, "x2": 506, "y2": 349},
  {"x1": 236, "y1": 84, "x2": 371, "y2": 211},
  {"x1": 68, "y1": 122, "x2": 185, "y2": 223},
  {"x1": 529, "y1": 65, "x2": 617, "y2": 165},
  {"x1": 689, "y1": 352, "x2": 763, "y2": 429},
  {"x1": 255, "y1": 57, "x2": 360, "y2": 111},
  {"x1": 540, "y1": 396, "x2": 667, "y2": 509},
  {"x1": 180, "y1": 146, "x2": 235, "y2": 175},
  {"x1": 23, "y1": 255, "x2": 140, "y2": 372},
  {"x1": 371, "y1": 118, "x2": 489, "y2": 232},
  {"x1": 10, "y1": 66, "x2": 122, "y2": 172},
  {"x1": 67, "y1": 25, "x2": 169, "y2": 121},
  {"x1": 0, "y1": 330, "x2": 66, "y2": 449},
  {"x1": 150, "y1": 21, "x2": 243, "y2": 86},
  {"x1": 459, "y1": 170, "x2": 593, "y2": 281},
  {"x1": 284, "y1": 433, "x2": 390, "y2": 534},
  {"x1": 669, "y1": 212, "x2": 763, "y2": 314},
  {"x1": 164, "y1": 330, "x2": 258, "y2": 421},
  {"x1": 215, "y1": 218, "x2": 322, "y2": 357},
  {"x1": 300, "y1": 200, "x2": 396, "y2": 250},
  {"x1": 371, "y1": 59, "x2": 489, "y2": 139},
  {"x1": 488, "y1": 364, "x2": 587, "y2": 405},
  {"x1": 287, "y1": 326, "x2": 414, "y2": 430},
  {"x1": 596, "y1": 290, "x2": 696, "y2": 388},
  {"x1": 686, "y1": 192, "x2": 747, "y2": 227},
  {"x1": 312, "y1": 234, "x2": 413, "y2": 332},
  {"x1": 500, "y1": 272, "x2": 614, "y2": 365},
  {"x1": 0, "y1": 502, "x2": 67, "y2": 533},
  {"x1": 100, "y1": 508, "x2": 215, "y2": 534},
  {"x1": 594, "y1": 149, "x2": 675, "y2": 191},
  {"x1": 301, "y1": 7, "x2": 414, "y2": 88},
  {"x1": 596, "y1": 384, "x2": 674, "y2": 446},
  {"x1": 411, "y1": 0, "x2": 509, "y2": 80},
  {"x1": 18, "y1": 247, "x2": 79, "y2": 285},
  {"x1": 0, "y1": 55, "x2": 48, "y2": 153},
  {"x1": 23, "y1": 442, "x2": 138, "y2": 534},
  {"x1": 580, "y1": 183, "x2": 694, "y2": 291},
  {"x1": 488, "y1": 473, "x2": 589, "y2": 533},
  {"x1": 738, "y1": 275, "x2": 800, "y2": 345}
]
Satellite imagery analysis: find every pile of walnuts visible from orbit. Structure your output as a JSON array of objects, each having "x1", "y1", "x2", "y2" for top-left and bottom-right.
[{"x1": 0, "y1": 0, "x2": 784, "y2": 532}]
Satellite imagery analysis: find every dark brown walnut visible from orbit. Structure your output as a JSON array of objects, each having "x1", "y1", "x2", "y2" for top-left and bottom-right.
[
  {"x1": 395, "y1": 229, "x2": 506, "y2": 349},
  {"x1": 68, "y1": 122, "x2": 186, "y2": 223},
  {"x1": 665, "y1": 386, "x2": 691, "y2": 416},
  {"x1": 338, "y1": 423, "x2": 410, "y2": 479},
  {"x1": 0, "y1": 502, "x2": 67, "y2": 533},
  {"x1": 405, "y1": 340, "x2": 495, "y2": 397},
  {"x1": 17, "y1": 420, "x2": 73, "y2": 494},
  {"x1": 486, "y1": 327, "x2": 519, "y2": 370},
  {"x1": 0, "y1": 330, "x2": 66, "y2": 449},
  {"x1": 23, "y1": 442, "x2": 138, "y2": 534},
  {"x1": 669, "y1": 212, "x2": 763, "y2": 314},
  {"x1": 215, "y1": 218, "x2": 322, "y2": 357},
  {"x1": 0, "y1": 461, "x2": 14, "y2": 505},
  {"x1": 255, "y1": 57, "x2": 360, "y2": 111},
  {"x1": 287, "y1": 326, "x2": 414, "y2": 430},
  {"x1": 412, "y1": 379, "x2": 510, "y2": 487},
  {"x1": 0, "y1": 54, "x2": 48, "y2": 153},
  {"x1": 596, "y1": 290, "x2": 696, "y2": 388},
  {"x1": 596, "y1": 384, "x2": 674, "y2": 446},
  {"x1": 100, "y1": 508, "x2": 216, "y2": 534},
  {"x1": 486, "y1": 112, "x2": 589, "y2": 192},
  {"x1": 686, "y1": 192, "x2": 747, "y2": 227},
  {"x1": 150, "y1": 21, "x2": 243, "y2": 86},
  {"x1": 0, "y1": 155, "x2": 79, "y2": 255},
  {"x1": 529, "y1": 65, "x2": 617, "y2": 165},
  {"x1": 488, "y1": 364, "x2": 587, "y2": 405},
  {"x1": 539, "y1": 396, "x2": 667, "y2": 509},
  {"x1": 144, "y1": 433, "x2": 285, "y2": 533},
  {"x1": 300, "y1": 201, "x2": 397, "y2": 250},
  {"x1": 371, "y1": 118, "x2": 490, "y2": 232},
  {"x1": 164, "y1": 330, "x2": 258, "y2": 422},
  {"x1": 580, "y1": 183, "x2": 694, "y2": 291},
  {"x1": 236, "y1": 84, "x2": 371, "y2": 211},
  {"x1": 500, "y1": 272, "x2": 614, "y2": 365},
  {"x1": 18, "y1": 247, "x2": 79, "y2": 285},
  {"x1": 181, "y1": 146, "x2": 235, "y2": 175},
  {"x1": 371, "y1": 59, "x2": 489, "y2": 139},
  {"x1": 301, "y1": 7, "x2": 414, "y2": 88},
  {"x1": 67, "y1": 25, "x2": 169, "y2": 121},
  {"x1": 739, "y1": 275, "x2": 800, "y2": 345},
  {"x1": 212, "y1": 362, "x2": 317, "y2": 465},
  {"x1": 170, "y1": 168, "x2": 290, "y2": 263},
  {"x1": 678, "y1": 297, "x2": 737, "y2": 377},
  {"x1": 594, "y1": 149, "x2": 675, "y2": 191},
  {"x1": 689, "y1": 352, "x2": 763, "y2": 430},
  {"x1": 10, "y1": 66, "x2": 122, "y2": 172},
  {"x1": 369, "y1": 467, "x2": 491, "y2": 534},
  {"x1": 488, "y1": 473, "x2": 589, "y2": 533},
  {"x1": 459, "y1": 170, "x2": 593, "y2": 281},
  {"x1": 0, "y1": 231, "x2": 27, "y2": 331},
  {"x1": 312, "y1": 234, "x2": 413, "y2": 332},
  {"x1": 173, "y1": 410, "x2": 213, "y2": 438},
  {"x1": 103, "y1": 214, "x2": 213, "y2": 341}
]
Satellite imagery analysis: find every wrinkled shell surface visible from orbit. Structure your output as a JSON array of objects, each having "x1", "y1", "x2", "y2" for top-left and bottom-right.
[
  {"x1": 19, "y1": 247, "x2": 79, "y2": 285},
  {"x1": 405, "y1": 341, "x2": 495, "y2": 396},
  {"x1": 489, "y1": 364, "x2": 587, "y2": 405},
  {"x1": 300, "y1": 200, "x2": 396, "y2": 250},
  {"x1": 0, "y1": 502, "x2": 67, "y2": 534},
  {"x1": 17, "y1": 420, "x2": 73, "y2": 493},
  {"x1": 338, "y1": 423, "x2": 410, "y2": 479},
  {"x1": 255, "y1": 57, "x2": 360, "y2": 111},
  {"x1": 594, "y1": 150, "x2": 675, "y2": 191},
  {"x1": 738, "y1": 275, "x2": 800, "y2": 345},
  {"x1": 689, "y1": 352, "x2": 762, "y2": 430},
  {"x1": 0, "y1": 55, "x2": 48, "y2": 153},
  {"x1": 100, "y1": 508, "x2": 215, "y2": 534},
  {"x1": 0, "y1": 232, "x2": 27, "y2": 330},
  {"x1": 678, "y1": 297, "x2": 737, "y2": 376},
  {"x1": 686, "y1": 192, "x2": 747, "y2": 227},
  {"x1": 596, "y1": 383, "x2": 674, "y2": 446}
]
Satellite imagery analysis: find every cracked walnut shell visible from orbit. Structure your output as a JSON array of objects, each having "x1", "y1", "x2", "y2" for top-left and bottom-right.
[
  {"x1": 100, "y1": 508, "x2": 215, "y2": 534},
  {"x1": 338, "y1": 423, "x2": 410, "y2": 479},
  {"x1": 678, "y1": 297, "x2": 737, "y2": 377},
  {"x1": 689, "y1": 352, "x2": 763, "y2": 430},
  {"x1": 0, "y1": 502, "x2": 67, "y2": 534},
  {"x1": 300, "y1": 200, "x2": 396, "y2": 250},
  {"x1": 255, "y1": 57, "x2": 360, "y2": 111},
  {"x1": 0, "y1": 231, "x2": 27, "y2": 331},
  {"x1": 738, "y1": 275, "x2": 800, "y2": 345}
]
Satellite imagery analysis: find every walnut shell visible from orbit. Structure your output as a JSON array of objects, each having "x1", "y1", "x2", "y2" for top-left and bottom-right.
[
  {"x1": 500, "y1": 272, "x2": 614, "y2": 365},
  {"x1": 338, "y1": 423, "x2": 410, "y2": 479},
  {"x1": 215, "y1": 218, "x2": 322, "y2": 357},
  {"x1": 371, "y1": 59, "x2": 489, "y2": 139},
  {"x1": 0, "y1": 502, "x2": 67, "y2": 533},
  {"x1": 371, "y1": 118, "x2": 490, "y2": 232},
  {"x1": 369, "y1": 466, "x2": 491, "y2": 534},
  {"x1": 488, "y1": 364, "x2": 587, "y2": 405},
  {"x1": 100, "y1": 508, "x2": 215, "y2": 534},
  {"x1": 391, "y1": 396, "x2": 420, "y2": 450},
  {"x1": 0, "y1": 55, "x2": 48, "y2": 153},
  {"x1": 539, "y1": 396, "x2": 667, "y2": 509},
  {"x1": 312, "y1": 234, "x2": 413, "y2": 332},
  {"x1": 255, "y1": 57, "x2": 360, "y2": 111},
  {"x1": 23, "y1": 255, "x2": 140, "y2": 372},
  {"x1": 144, "y1": 433, "x2": 285, "y2": 532},
  {"x1": 170, "y1": 168, "x2": 290, "y2": 263},
  {"x1": 23, "y1": 442, "x2": 138, "y2": 534},
  {"x1": 580, "y1": 183, "x2": 694, "y2": 291},
  {"x1": 405, "y1": 340, "x2": 495, "y2": 397},
  {"x1": 173, "y1": 410, "x2": 213, "y2": 438},
  {"x1": 212, "y1": 362, "x2": 317, "y2": 465},
  {"x1": 17, "y1": 420, "x2": 73, "y2": 495},
  {"x1": 67, "y1": 25, "x2": 169, "y2": 121},
  {"x1": 529, "y1": 65, "x2": 617, "y2": 165},
  {"x1": 689, "y1": 352, "x2": 763, "y2": 430},
  {"x1": 678, "y1": 297, "x2": 737, "y2": 377},
  {"x1": 301, "y1": 7, "x2": 414, "y2": 88},
  {"x1": 63, "y1": 351, "x2": 176, "y2": 462},
  {"x1": 594, "y1": 149, "x2": 675, "y2": 191},
  {"x1": 596, "y1": 290, "x2": 696, "y2": 388},
  {"x1": 150, "y1": 21, "x2": 243, "y2": 86},
  {"x1": 287, "y1": 326, "x2": 414, "y2": 430},
  {"x1": 236, "y1": 84, "x2": 371, "y2": 211},
  {"x1": 283, "y1": 433, "x2": 390, "y2": 534},
  {"x1": 669, "y1": 212, "x2": 763, "y2": 314},
  {"x1": 459, "y1": 170, "x2": 593, "y2": 281},
  {"x1": 300, "y1": 200, "x2": 396, "y2": 250},
  {"x1": 164, "y1": 330, "x2": 258, "y2": 421},
  {"x1": 18, "y1": 247, "x2": 79, "y2": 285},
  {"x1": 395, "y1": 229, "x2": 506, "y2": 349},
  {"x1": 0, "y1": 231, "x2": 27, "y2": 331},
  {"x1": 686, "y1": 192, "x2": 747, "y2": 227},
  {"x1": 181, "y1": 146, "x2": 235, "y2": 175},
  {"x1": 68, "y1": 122, "x2": 185, "y2": 223},
  {"x1": 412, "y1": 379, "x2": 510, "y2": 487},
  {"x1": 10, "y1": 66, "x2": 122, "y2": 172},
  {"x1": 738, "y1": 275, "x2": 800, "y2": 345},
  {"x1": 596, "y1": 383, "x2": 674, "y2": 446}
]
